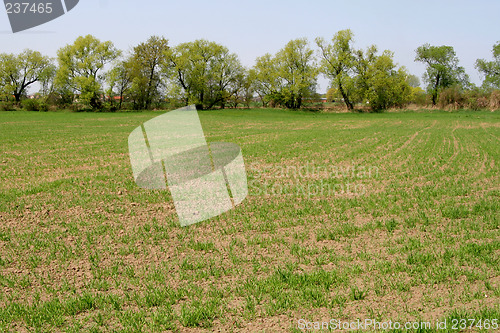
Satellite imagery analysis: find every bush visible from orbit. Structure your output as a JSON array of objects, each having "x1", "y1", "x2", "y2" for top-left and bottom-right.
[
  {"x1": 438, "y1": 86, "x2": 465, "y2": 110},
  {"x1": 463, "y1": 89, "x2": 490, "y2": 110},
  {"x1": 39, "y1": 102, "x2": 49, "y2": 112},
  {"x1": 21, "y1": 99, "x2": 42, "y2": 111},
  {"x1": 101, "y1": 101, "x2": 117, "y2": 112},
  {"x1": 410, "y1": 87, "x2": 428, "y2": 107},
  {"x1": 467, "y1": 96, "x2": 488, "y2": 111},
  {"x1": 0, "y1": 102, "x2": 16, "y2": 111},
  {"x1": 45, "y1": 92, "x2": 73, "y2": 108},
  {"x1": 489, "y1": 90, "x2": 500, "y2": 110},
  {"x1": 69, "y1": 103, "x2": 87, "y2": 112}
]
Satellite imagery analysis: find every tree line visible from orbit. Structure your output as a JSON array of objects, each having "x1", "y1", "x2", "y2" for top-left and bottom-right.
[{"x1": 0, "y1": 30, "x2": 499, "y2": 112}]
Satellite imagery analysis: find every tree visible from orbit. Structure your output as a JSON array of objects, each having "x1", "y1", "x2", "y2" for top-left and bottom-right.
[
  {"x1": 226, "y1": 70, "x2": 253, "y2": 108},
  {"x1": 166, "y1": 40, "x2": 245, "y2": 110},
  {"x1": 250, "y1": 54, "x2": 281, "y2": 107},
  {"x1": 316, "y1": 30, "x2": 357, "y2": 110},
  {"x1": 128, "y1": 36, "x2": 169, "y2": 110},
  {"x1": 406, "y1": 74, "x2": 420, "y2": 88},
  {"x1": 251, "y1": 38, "x2": 317, "y2": 109},
  {"x1": 0, "y1": 49, "x2": 55, "y2": 102},
  {"x1": 55, "y1": 35, "x2": 121, "y2": 109},
  {"x1": 476, "y1": 42, "x2": 500, "y2": 89},
  {"x1": 352, "y1": 45, "x2": 378, "y2": 103},
  {"x1": 275, "y1": 38, "x2": 318, "y2": 109},
  {"x1": 326, "y1": 87, "x2": 338, "y2": 102},
  {"x1": 317, "y1": 31, "x2": 412, "y2": 111},
  {"x1": 107, "y1": 60, "x2": 134, "y2": 109},
  {"x1": 363, "y1": 51, "x2": 412, "y2": 111},
  {"x1": 349, "y1": 45, "x2": 412, "y2": 111},
  {"x1": 205, "y1": 48, "x2": 245, "y2": 109},
  {"x1": 415, "y1": 44, "x2": 469, "y2": 106}
]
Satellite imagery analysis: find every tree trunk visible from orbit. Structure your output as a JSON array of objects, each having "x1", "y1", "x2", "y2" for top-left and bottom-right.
[
  {"x1": 338, "y1": 81, "x2": 353, "y2": 110},
  {"x1": 432, "y1": 74, "x2": 440, "y2": 106},
  {"x1": 119, "y1": 91, "x2": 123, "y2": 109},
  {"x1": 432, "y1": 91, "x2": 438, "y2": 106}
]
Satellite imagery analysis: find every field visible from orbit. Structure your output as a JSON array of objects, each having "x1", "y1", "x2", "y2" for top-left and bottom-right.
[{"x1": 0, "y1": 109, "x2": 499, "y2": 332}]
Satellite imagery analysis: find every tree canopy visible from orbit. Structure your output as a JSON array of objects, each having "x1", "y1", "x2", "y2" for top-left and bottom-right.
[
  {"x1": 2, "y1": 33, "x2": 498, "y2": 111},
  {"x1": 250, "y1": 53, "x2": 281, "y2": 107},
  {"x1": 476, "y1": 42, "x2": 500, "y2": 90},
  {"x1": 251, "y1": 38, "x2": 317, "y2": 109},
  {"x1": 55, "y1": 34, "x2": 121, "y2": 109},
  {"x1": 128, "y1": 36, "x2": 169, "y2": 110},
  {"x1": 316, "y1": 30, "x2": 357, "y2": 110},
  {"x1": 166, "y1": 39, "x2": 245, "y2": 110},
  {"x1": 415, "y1": 44, "x2": 469, "y2": 105},
  {"x1": 0, "y1": 49, "x2": 55, "y2": 102},
  {"x1": 317, "y1": 30, "x2": 411, "y2": 111}
]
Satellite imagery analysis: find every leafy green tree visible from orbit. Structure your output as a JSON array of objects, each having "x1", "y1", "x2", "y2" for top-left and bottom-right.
[
  {"x1": 251, "y1": 38, "x2": 317, "y2": 109},
  {"x1": 128, "y1": 36, "x2": 169, "y2": 110},
  {"x1": 226, "y1": 70, "x2": 253, "y2": 108},
  {"x1": 206, "y1": 48, "x2": 245, "y2": 109},
  {"x1": 166, "y1": 40, "x2": 245, "y2": 109},
  {"x1": 0, "y1": 49, "x2": 55, "y2": 102},
  {"x1": 415, "y1": 44, "x2": 469, "y2": 106},
  {"x1": 406, "y1": 74, "x2": 420, "y2": 88},
  {"x1": 55, "y1": 35, "x2": 121, "y2": 109},
  {"x1": 352, "y1": 45, "x2": 378, "y2": 103},
  {"x1": 316, "y1": 30, "x2": 357, "y2": 110},
  {"x1": 476, "y1": 42, "x2": 500, "y2": 89},
  {"x1": 107, "y1": 60, "x2": 134, "y2": 109},
  {"x1": 275, "y1": 38, "x2": 318, "y2": 109},
  {"x1": 318, "y1": 31, "x2": 412, "y2": 111},
  {"x1": 326, "y1": 87, "x2": 339, "y2": 102},
  {"x1": 349, "y1": 45, "x2": 411, "y2": 111},
  {"x1": 249, "y1": 54, "x2": 281, "y2": 107},
  {"x1": 363, "y1": 51, "x2": 412, "y2": 111},
  {"x1": 240, "y1": 72, "x2": 255, "y2": 108}
]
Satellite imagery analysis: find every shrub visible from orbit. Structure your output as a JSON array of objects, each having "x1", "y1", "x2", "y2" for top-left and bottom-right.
[
  {"x1": 489, "y1": 90, "x2": 500, "y2": 110},
  {"x1": 463, "y1": 89, "x2": 490, "y2": 110},
  {"x1": 21, "y1": 99, "x2": 40, "y2": 111},
  {"x1": 45, "y1": 92, "x2": 73, "y2": 108},
  {"x1": 38, "y1": 102, "x2": 49, "y2": 112},
  {"x1": 467, "y1": 96, "x2": 488, "y2": 110},
  {"x1": 438, "y1": 86, "x2": 465, "y2": 110},
  {"x1": 69, "y1": 103, "x2": 86, "y2": 112},
  {"x1": 101, "y1": 101, "x2": 117, "y2": 112},
  {"x1": 410, "y1": 87, "x2": 428, "y2": 107},
  {"x1": 0, "y1": 102, "x2": 16, "y2": 111}
]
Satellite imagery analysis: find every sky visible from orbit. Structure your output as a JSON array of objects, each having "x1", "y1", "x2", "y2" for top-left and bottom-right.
[{"x1": 1, "y1": 0, "x2": 499, "y2": 92}]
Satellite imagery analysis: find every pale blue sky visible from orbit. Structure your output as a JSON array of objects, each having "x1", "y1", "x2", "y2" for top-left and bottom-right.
[{"x1": 1, "y1": 0, "x2": 499, "y2": 92}]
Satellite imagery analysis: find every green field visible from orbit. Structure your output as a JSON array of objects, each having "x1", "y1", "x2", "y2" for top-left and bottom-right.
[{"x1": 0, "y1": 109, "x2": 499, "y2": 332}]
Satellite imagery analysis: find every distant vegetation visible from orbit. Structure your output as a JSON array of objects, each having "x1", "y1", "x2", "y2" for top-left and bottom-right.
[{"x1": 0, "y1": 30, "x2": 499, "y2": 112}]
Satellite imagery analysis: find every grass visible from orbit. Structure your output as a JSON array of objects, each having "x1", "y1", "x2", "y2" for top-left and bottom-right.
[{"x1": 0, "y1": 108, "x2": 499, "y2": 332}]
